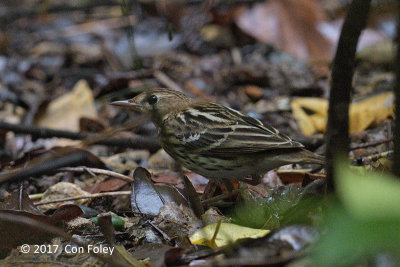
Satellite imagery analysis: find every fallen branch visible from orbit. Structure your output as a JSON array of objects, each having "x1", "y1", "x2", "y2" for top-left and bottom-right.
[
  {"x1": 0, "y1": 151, "x2": 89, "y2": 184},
  {"x1": 350, "y1": 137, "x2": 394, "y2": 150}
]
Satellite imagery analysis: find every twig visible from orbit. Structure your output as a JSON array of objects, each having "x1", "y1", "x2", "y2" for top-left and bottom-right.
[
  {"x1": 58, "y1": 167, "x2": 134, "y2": 182},
  {"x1": 154, "y1": 70, "x2": 184, "y2": 92},
  {"x1": 121, "y1": 0, "x2": 142, "y2": 69},
  {"x1": 38, "y1": 15, "x2": 138, "y2": 40},
  {"x1": 201, "y1": 189, "x2": 240, "y2": 205},
  {"x1": 0, "y1": 121, "x2": 160, "y2": 152},
  {"x1": 146, "y1": 220, "x2": 172, "y2": 242},
  {"x1": 325, "y1": 0, "x2": 371, "y2": 192},
  {"x1": 35, "y1": 191, "x2": 131, "y2": 206},
  {"x1": 210, "y1": 220, "x2": 222, "y2": 246},
  {"x1": 350, "y1": 137, "x2": 394, "y2": 150},
  {"x1": 184, "y1": 80, "x2": 215, "y2": 102}
]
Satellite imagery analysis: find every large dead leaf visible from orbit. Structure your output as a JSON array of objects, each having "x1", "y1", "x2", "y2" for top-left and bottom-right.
[
  {"x1": 235, "y1": 0, "x2": 333, "y2": 62},
  {"x1": 291, "y1": 92, "x2": 394, "y2": 136},
  {"x1": 35, "y1": 80, "x2": 98, "y2": 131}
]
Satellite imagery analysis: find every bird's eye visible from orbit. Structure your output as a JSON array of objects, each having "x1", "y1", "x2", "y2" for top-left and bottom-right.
[{"x1": 147, "y1": 95, "x2": 158, "y2": 105}]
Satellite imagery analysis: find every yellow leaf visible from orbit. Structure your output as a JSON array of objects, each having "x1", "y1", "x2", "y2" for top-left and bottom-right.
[
  {"x1": 291, "y1": 98, "x2": 327, "y2": 136},
  {"x1": 35, "y1": 80, "x2": 98, "y2": 131},
  {"x1": 291, "y1": 92, "x2": 394, "y2": 136},
  {"x1": 189, "y1": 223, "x2": 269, "y2": 248},
  {"x1": 310, "y1": 113, "x2": 326, "y2": 132},
  {"x1": 349, "y1": 92, "x2": 393, "y2": 133}
]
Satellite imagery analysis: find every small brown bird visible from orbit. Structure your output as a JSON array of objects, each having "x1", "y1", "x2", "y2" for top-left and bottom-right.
[{"x1": 112, "y1": 89, "x2": 324, "y2": 185}]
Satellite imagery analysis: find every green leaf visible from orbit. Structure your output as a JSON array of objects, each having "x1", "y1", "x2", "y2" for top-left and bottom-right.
[
  {"x1": 312, "y1": 202, "x2": 400, "y2": 266},
  {"x1": 311, "y1": 160, "x2": 400, "y2": 265},
  {"x1": 336, "y1": 160, "x2": 400, "y2": 220}
]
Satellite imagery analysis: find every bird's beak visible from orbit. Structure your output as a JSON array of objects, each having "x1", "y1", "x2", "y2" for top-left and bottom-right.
[{"x1": 110, "y1": 100, "x2": 142, "y2": 111}]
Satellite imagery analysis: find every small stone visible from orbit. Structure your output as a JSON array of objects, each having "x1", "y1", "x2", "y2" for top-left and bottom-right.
[{"x1": 66, "y1": 217, "x2": 96, "y2": 234}]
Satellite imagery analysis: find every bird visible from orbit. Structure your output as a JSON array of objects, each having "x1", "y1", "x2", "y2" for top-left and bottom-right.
[{"x1": 111, "y1": 88, "x2": 324, "y2": 186}]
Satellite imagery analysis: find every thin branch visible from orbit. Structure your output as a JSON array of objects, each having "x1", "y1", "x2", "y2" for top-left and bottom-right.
[
  {"x1": 350, "y1": 137, "x2": 393, "y2": 150},
  {"x1": 154, "y1": 70, "x2": 184, "y2": 92},
  {"x1": 325, "y1": 0, "x2": 371, "y2": 193},
  {"x1": 58, "y1": 167, "x2": 134, "y2": 182},
  {"x1": 146, "y1": 220, "x2": 172, "y2": 242},
  {"x1": 35, "y1": 191, "x2": 131, "y2": 206},
  {"x1": 0, "y1": 152, "x2": 89, "y2": 184}
]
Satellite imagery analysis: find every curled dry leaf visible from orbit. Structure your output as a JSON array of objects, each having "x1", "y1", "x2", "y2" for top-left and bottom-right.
[{"x1": 131, "y1": 167, "x2": 188, "y2": 216}]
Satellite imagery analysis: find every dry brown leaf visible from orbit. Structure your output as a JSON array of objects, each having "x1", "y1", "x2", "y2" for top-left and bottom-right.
[
  {"x1": 39, "y1": 182, "x2": 91, "y2": 210},
  {"x1": 291, "y1": 92, "x2": 394, "y2": 136},
  {"x1": 35, "y1": 80, "x2": 98, "y2": 131},
  {"x1": 277, "y1": 170, "x2": 325, "y2": 184},
  {"x1": 235, "y1": 0, "x2": 333, "y2": 62}
]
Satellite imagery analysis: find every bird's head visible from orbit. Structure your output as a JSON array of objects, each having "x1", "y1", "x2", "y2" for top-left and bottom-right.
[{"x1": 111, "y1": 89, "x2": 193, "y2": 126}]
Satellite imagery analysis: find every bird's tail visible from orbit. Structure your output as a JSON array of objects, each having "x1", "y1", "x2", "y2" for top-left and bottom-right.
[
  {"x1": 284, "y1": 148, "x2": 325, "y2": 165},
  {"x1": 298, "y1": 149, "x2": 325, "y2": 165}
]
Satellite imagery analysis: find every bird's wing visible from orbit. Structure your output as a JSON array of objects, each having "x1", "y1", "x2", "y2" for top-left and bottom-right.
[{"x1": 162, "y1": 103, "x2": 303, "y2": 155}]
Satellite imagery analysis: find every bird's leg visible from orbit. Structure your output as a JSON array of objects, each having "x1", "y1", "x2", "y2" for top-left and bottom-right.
[
  {"x1": 222, "y1": 179, "x2": 235, "y2": 192},
  {"x1": 236, "y1": 175, "x2": 263, "y2": 186},
  {"x1": 201, "y1": 180, "x2": 218, "y2": 201},
  {"x1": 202, "y1": 179, "x2": 235, "y2": 201}
]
